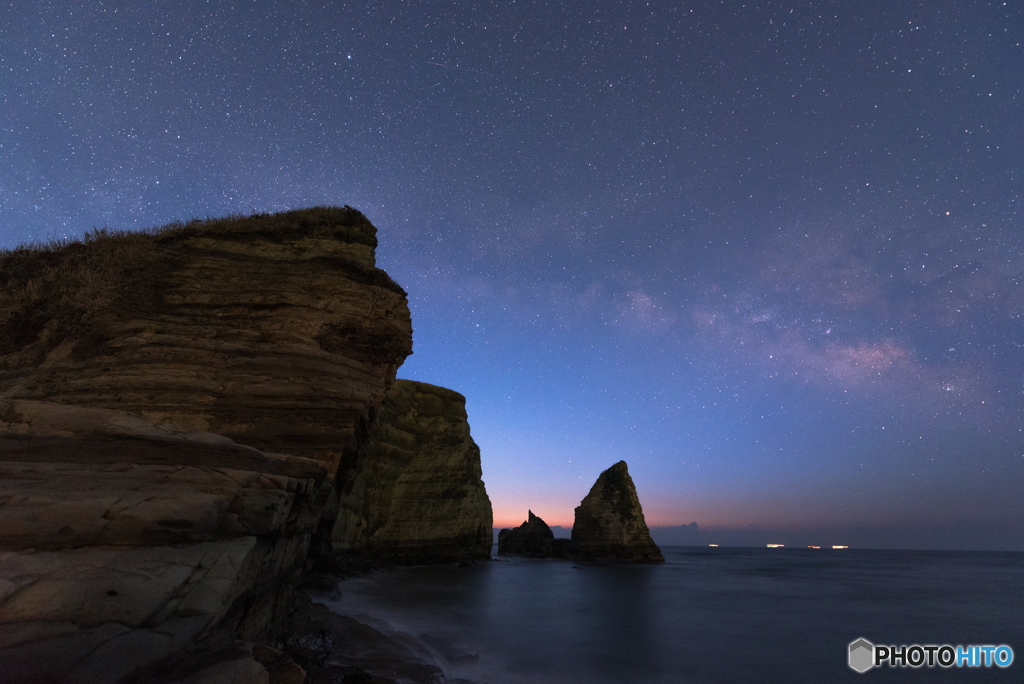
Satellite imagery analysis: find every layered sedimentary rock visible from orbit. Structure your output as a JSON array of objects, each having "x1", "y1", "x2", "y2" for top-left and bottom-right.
[
  {"x1": 333, "y1": 380, "x2": 492, "y2": 562},
  {"x1": 497, "y1": 511, "x2": 554, "y2": 557},
  {"x1": 571, "y1": 461, "x2": 664, "y2": 563},
  {"x1": 0, "y1": 401, "x2": 326, "y2": 683},
  {"x1": 0, "y1": 208, "x2": 414, "y2": 682},
  {"x1": 0, "y1": 207, "x2": 411, "y2": 472}
]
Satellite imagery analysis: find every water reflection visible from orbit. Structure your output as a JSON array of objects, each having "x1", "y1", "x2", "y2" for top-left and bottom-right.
[{"x1": 324, "y1": 548, "x2": 1024, "y2": 683}]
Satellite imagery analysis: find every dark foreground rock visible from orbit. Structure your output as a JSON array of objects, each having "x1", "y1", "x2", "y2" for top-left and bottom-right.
[
  {"x1": 497, "y1": 510, "x2": 554, "y2": 557},
  {"x1": 571, "y1": 461, "x2": 664, "y2": 563},
  {"x1": 0, "y1": 208, "x2": 414, "y2": 682},
  {"x1": 286, "y1": 588, "x2": 481, "y2": 684}
]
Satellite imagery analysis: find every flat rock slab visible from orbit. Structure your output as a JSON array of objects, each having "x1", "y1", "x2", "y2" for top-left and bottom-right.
[
  {"x1": 0, "y1": 538, "x2": 260, "y2": 683},
  {"x1": 0, "y1": 460, "x2": 309, "y2": 550}
]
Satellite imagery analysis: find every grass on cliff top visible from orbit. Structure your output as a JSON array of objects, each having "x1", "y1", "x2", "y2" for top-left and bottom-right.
[
  {"x1": 0, "y1": 206, "x2": 401, "y2": 358},
  {"x1": 3, "y1": 205, "x2": 376, "y2": 259}
]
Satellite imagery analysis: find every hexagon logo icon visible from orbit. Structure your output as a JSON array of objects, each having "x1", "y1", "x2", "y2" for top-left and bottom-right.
[{"x1": 849, "y1": 638, "x2": 874, "y2": 673}]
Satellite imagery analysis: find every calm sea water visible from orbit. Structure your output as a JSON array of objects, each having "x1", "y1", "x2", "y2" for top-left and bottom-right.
[{"x1": 322, "y1": 546, "x2": 1024, "y2": 683}]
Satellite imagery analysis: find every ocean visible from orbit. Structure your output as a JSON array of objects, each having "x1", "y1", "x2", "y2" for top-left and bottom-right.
[{"x1": 318, "y1": 546, "x2": 1024, "y2": 683}]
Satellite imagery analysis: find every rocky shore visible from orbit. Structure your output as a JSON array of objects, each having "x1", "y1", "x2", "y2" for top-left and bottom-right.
[
  {"x1": 1, "y1": 207, "x2": 665, "y2": 683},
  {"x1": 278, "y1": 575, "x2": 486, "y2": 684},
  {"x1": 0, "y1": 208, "x2": 492, "y2": 683}
]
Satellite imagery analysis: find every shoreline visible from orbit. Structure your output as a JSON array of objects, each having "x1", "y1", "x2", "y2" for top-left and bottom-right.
[
  {"x1": 285, "y1": 547, "x2": 1024, "y2": 684},
  {"x1": 283, "y1": 560, "x2": 490, "y2": 684}
]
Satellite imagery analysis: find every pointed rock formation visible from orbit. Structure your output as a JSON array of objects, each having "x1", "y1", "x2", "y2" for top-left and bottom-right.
[
  {"x1": 497, "y1": 510, "x2": 555, "y2": 557},
  {"x1": 571, "y1": 461, "x2": 664, "y2": 563},
  {"x1": 332, "y1": 379, "x2": 493, "y2": 562}
]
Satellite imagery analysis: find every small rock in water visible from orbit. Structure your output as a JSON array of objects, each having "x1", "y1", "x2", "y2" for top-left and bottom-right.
[{"x1": 497, "y1": 510, "x2": 554, "y2": 557}]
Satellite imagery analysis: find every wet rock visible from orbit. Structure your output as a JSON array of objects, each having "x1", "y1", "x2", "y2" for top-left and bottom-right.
[
  {"x1": 166, "y1": 655, "x2": 270, "y2": 684},
  {"x1": 274, "y1": 589, "x2": 335, "y2": 670},
  {"x1": 325, "y1": 614, "x2": 446, "y2": 684},
  {"x1": 117, "y1": 637, "x2": 305, "y2": 684},
  {"x1": 252, "y1": 644, "x2": 308, "y2": 684}
]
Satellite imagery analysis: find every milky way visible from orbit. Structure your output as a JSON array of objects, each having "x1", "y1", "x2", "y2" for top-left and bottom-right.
[{"x1": 2, "y1": 1, "x2": 1021, "y2": 548}]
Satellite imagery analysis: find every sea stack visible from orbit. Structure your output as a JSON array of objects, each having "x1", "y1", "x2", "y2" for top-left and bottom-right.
[
  {"x1": 497, "y1": 510, "x2": 555, "y2": 557},
  {"x1": 571, "y1": 461, "x2": 664, "y2": 563}
]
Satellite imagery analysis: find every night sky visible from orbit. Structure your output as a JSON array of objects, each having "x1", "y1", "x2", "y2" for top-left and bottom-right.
[{"x1": 2, "y1": 1, "x2": 1022, "y2": 550}]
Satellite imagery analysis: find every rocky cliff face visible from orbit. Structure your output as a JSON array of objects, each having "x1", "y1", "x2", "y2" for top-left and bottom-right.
[
  {"x1": 333, "y1": 380, "x2": 493, "y2": 562},
  {"x1": 571, "y1": 461, "x2": 664, "y2": 563},
  {"x1": 0, "y1": 206, "x2": 411, "y2": 473},
  {"x1": 0, "y1": 401, "x2": 325, "y2": 683},
  {"x1": 0, "y1": 208, "x2": 415, "y2": 682}
]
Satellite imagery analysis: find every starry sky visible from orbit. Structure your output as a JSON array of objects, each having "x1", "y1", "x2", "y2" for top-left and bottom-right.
[{"x1": 2, "y1": 1, "x2": 1022, "y2": 550}]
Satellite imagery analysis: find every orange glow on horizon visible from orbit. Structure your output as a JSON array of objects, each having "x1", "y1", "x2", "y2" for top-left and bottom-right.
[
  {"x1": 491, "y1": 502, "x2": 574, "y2": 529},
  {"x1": 491, "y1": 515, "x2": 574, "y2": 529}
]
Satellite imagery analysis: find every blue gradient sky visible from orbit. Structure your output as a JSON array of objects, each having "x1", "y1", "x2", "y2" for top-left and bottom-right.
[{"x1": 2, "y1": 1, "x2": 1022, "y2": 548}]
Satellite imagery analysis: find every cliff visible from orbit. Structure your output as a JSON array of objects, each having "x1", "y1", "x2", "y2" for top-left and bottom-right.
[
  {"x1": 0, "y1": 208, "x2": 417, "y2": 682},
  {"x1": 571, "y1": 461, "x2": 664, "y2": 563},
  {"x1": 0, "y1": 206, "x2": 410, "y2": 471},
  {"x1": 333, "y1": 379, "x2": 493, "y2": 562}
]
